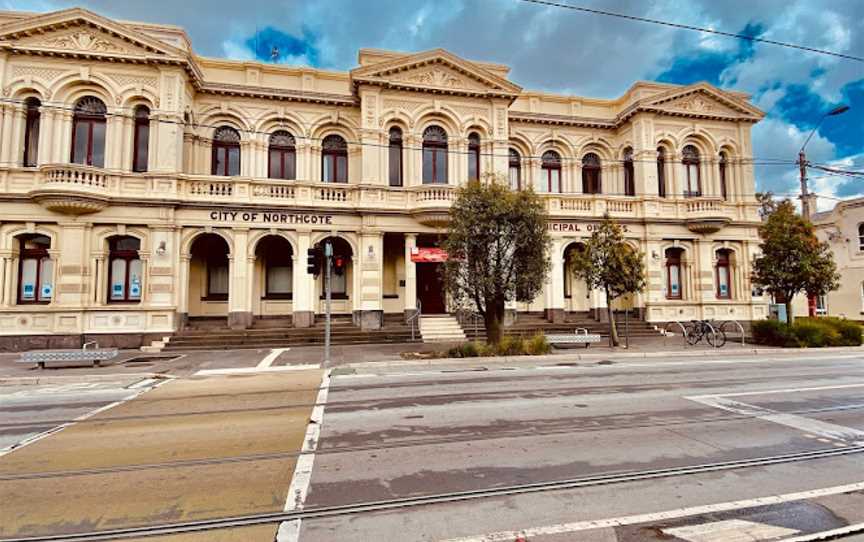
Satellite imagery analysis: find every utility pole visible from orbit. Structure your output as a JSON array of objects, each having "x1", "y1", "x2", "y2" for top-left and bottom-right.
[{"x1": 324, "y1": 240, "x2": 333, "y2": 367}]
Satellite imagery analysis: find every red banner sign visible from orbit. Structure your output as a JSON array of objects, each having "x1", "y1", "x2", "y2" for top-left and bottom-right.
[{"x1": 411, "y1": 247, "x2": 448, "y2": 263}]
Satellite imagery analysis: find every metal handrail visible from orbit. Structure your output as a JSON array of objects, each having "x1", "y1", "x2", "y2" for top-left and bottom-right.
[{"x1": 408, "y1": 299, "x2": 422, "y2": 341}]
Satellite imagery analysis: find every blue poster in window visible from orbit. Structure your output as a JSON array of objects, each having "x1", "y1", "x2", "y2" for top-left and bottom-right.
[
  {"x1": 130, "y1": 279, "x2": 141, "y2": 298},
  {"x1": 41, "y1": 284, "x2": 52, "y2": 298},
  {"x1": 720, "y1": 284, "x2": 728, "y2": 296},
  {"x1": 22, "y1": 283, "x2": 35, "y2": 300},
  {"x1": 112, "y1": 283, "x2": 124, "y2": 297},
  {"x1": 671, "y1": 283, "x2": 679, "y2": 294}
]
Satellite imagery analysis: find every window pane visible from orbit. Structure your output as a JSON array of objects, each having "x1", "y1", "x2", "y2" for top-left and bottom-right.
[
  {"x1": 269, "y1": 149, "x2": 281, "y2": 179},
  {"x1": 331, "y1": 269, "x2": 346, "y2": 294},
  {"x1": 91, "y1": 121, "x2": 106, "y2": 167},
  {"x1": 20, "y1": 259, "x2": 37, "y2": 301},
  {"x1": 669, "y1": 265, "x2": 680, "y2": 297},
  {"x1": 267, "y1": 265, "x2": 292, "y2": 294},
  {"x1": 323, "y1": 155, "x2": 333, "y2": 182},
  {"x1": 336, "y1": 155, "x2": 348, "y2": 182},
  {"x1": 227, "y1": 147, "x2": 240, "y2": 176},
  {"x1": 285, "y1": 151, "x2": 295, "y2": 180},
  {"x1": 551, "y1": 169, "x2": 560, "y2": 193},
  {"x1": 422, "y1": 149, "x2": 433, "y2": 183},
  {"x1": 110, "y1": 259, "x2": 127, "y2": 300},
  {"x1": 24, "y1": 112, "x2": 40, "y2": 167},
  {"x1": 468, "y1": 150, "x2": 478, "y2": 181},
  {"x1": 389, "y1": 145, "x2": 402, "y2": 186},
  {"x1": 39, "y1": 258, "x2": 53, "y2": 300},
  {"x1": 129, "y1": 259, "x2": 143, "y2": 300},
  {"x1": 435, "y1": 150, "x2": 447, "y2": 183},
  {"x1": 214, "y1": 148, "x2": 224, "y2": 176},
  {"x1": 134, "y1": 123, "x2": 149, "y2": 172},
  {"x1": 718, "y1": 266, "x2": 730, "y2": 297},
  {"x1": 209, "y1": 264, "x2": 229, "y2": 295},
  {"x1": 509, "y1": 166, "x2": 520, "y2": 190},
  {"x1": 73, "y1": 121, "x2": 89, "y2": 164}
]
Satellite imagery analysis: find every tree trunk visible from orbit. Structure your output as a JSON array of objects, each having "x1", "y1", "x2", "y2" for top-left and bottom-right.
[
  {"x1": 484, "y1": 295, "x2": 506, "y2": 345},
  {"x1": 785, "y1": 299, "x2": 794, "y2": 325},
  {"x1": 606, "y1": 288, "x2": 619, "y2": 347}
]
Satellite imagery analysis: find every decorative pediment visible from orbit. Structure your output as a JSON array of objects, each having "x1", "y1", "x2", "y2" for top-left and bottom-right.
[
  {"x1": 644, "y1": 84, "x2": 764, "y2": 121},
  {"x1": 0, "y1": 8, "x2": 186, "y2": 60},
  {"x1": 351, "y1": 49, "x2": 522, "y2": 98}
]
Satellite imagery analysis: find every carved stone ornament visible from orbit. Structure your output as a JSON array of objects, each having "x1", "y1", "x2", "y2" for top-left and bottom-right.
[
  {"x1": 392, "y1": 68, "x2": 468, "y2": 89},
  {"x1": 40, "y1": 29, "x2": 127, "y2": 54},
  {"x1": 665, "y1": 93, "x2": 738, "y2": 117}
]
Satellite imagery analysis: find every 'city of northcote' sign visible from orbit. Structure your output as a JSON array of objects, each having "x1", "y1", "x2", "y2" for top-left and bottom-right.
[{"x1": 209, "y1": 210, "x2": 334, "y2": 225}]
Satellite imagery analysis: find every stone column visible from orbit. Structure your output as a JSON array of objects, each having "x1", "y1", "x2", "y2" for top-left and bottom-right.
[
  {"x1": 106, "y1": 115, "x2": 124, "y2": 170},
  {"x1": 177, "y1": 254, "x2": 190, "y2": 329},
  {"x1": 55, "y1": 223, "x2": 89, "y2": 308},
  {"x1": 356, "y1": 232, "x2": 384, "y2": 330},
  {"x1": 544, "y1": 239, "x2": 565, "y2": 322},
  {"x1": 0, "y1": 104, "x2": 18, "y2": 165},
  {"x1": 292, "y1": 231, "x2": 314, "y2": 327},
  {"x1": 404, "y1": 234, "x2": 417, "y2": 321},
  {"x1": 0, "y1": 253, "x2": 8, "y2": 307},
  {"x1": 2, "y1": 254, "x2": 16, "y2": 307},
  {"x1": 227, "y1": 228, "x2": 252, "y2": 329},
  {"x1": 37, "y1": 109, "x2": 55, "y2": 167}
]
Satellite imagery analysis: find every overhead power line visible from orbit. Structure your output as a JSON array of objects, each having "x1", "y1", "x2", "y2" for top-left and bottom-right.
[{"x1": 516, "y1": 0, "x2": 864, "y2": 63}]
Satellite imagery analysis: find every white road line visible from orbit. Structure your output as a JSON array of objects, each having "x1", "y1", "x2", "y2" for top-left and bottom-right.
[
  {"x1": 687, "y1": 395, "x2": 864, "y2": 445},
  {"x1": 277, "y1": 369, "x2": 332, "y2": 542},
  {"x1": 437, "y1": 481, "x2": 864, "y2": 542},
  {"x1": 128, "y1": 377, "x2": 159, "y2": 389},
  {"x1": 690, "y1": 382, "x2": 864, "y2": 400},
  {"x1": 257, "y1": 348, "x2": 290, "y2": 369},
  {"x1": 781, "y1": 522, "x2": 864, "y2": 541},
  {"x1": 0, "y1": 378, "x2": 170, "y2": 459},
  {"x1": 195, "y1": 364, "x2": 319, "y2": 376}
]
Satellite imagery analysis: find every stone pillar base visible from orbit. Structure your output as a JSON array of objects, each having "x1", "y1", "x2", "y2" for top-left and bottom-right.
[
  {"x1": 591, "y1": 308, "x2": 609, "y2": 322},
  {"x1": 355, "y1": 309, "x2": 383, "y2": 331},
  {"x1": 177, "y1": 312, "x2": 189, "y2": 331},
  {"x1": 228, "y1": 311, "x2": 253, "y2": 330},
  {"x1": 293, "y1": 311, "x2": 315, "y2": 328},
  {"x1": 544, "y1": 308, "x2": 565, "y2": 323}
]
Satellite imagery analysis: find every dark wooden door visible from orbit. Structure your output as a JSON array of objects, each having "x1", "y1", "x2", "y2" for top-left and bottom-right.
[{"x1": 416, "y1": 263, "x2": 445, "y2": 314}]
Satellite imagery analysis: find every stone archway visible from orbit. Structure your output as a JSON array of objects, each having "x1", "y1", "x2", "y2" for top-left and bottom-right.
[
  {"x1": 187, "y1": 233, "x2": 231, "y2": 323},
  {"x1": 252, "y1": 235, "x2": 295, "y2": 323},
  {"x1": 563, "y1": 242, "x2": 590, "y2": 314}
]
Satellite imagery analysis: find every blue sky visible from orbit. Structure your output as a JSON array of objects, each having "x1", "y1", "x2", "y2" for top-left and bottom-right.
[{"x1": 4, "y1": 0, "x2": 863, "y2": 208}]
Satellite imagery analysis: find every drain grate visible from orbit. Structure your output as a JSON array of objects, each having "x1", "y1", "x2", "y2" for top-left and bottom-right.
[{"x1": 123, "y1": 354, "x2": 182, "y2": 364}]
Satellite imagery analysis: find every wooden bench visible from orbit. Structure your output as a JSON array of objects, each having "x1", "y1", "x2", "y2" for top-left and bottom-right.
[
  {"x1": 18, "y1": 342, "x2": 119, "y2": 369},
  {"x1": 546, "y1": 328, "x2": 603, "y2": 349}
]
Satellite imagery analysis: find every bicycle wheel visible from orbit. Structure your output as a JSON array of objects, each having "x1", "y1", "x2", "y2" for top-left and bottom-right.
[
  {"x1": 685, "y1": 322, "x2": 701, "y2": 345},
  {"x1": 707, "y1": 324, "x2": 726, "y2": 348}
]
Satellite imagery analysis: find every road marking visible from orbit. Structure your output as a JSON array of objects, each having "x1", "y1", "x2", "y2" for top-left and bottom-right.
[
  {"x1": 0, "y1": 378, "x2": 169, "y2": 458},
  {"x1": 437, "y1": 481, "x2": 864, "y2": 542},
  {"x1": 690, "y1": 382, "x2": 864, "y2": 400},
  {"x1": 663, "y1": 519, "x2": 798, "y2": 541},
  {"x1": 277, "y1": 369, "x2": 332, "y2": 542},
  {"x1": 782, "y1": 522, "x2": 864, "y2": 541},
  {"x1": 194, "y1": 364, "x2": 319, "y2": 376},
  {"x1": 128, "y1": 377, "x2": 159, "y2": 389},
  {"x1": 257, "y1": 347, "x2": 290, "y2": 369},
  {"x1": 687, "y1": 395, "x2": 864, "y2": 445}
]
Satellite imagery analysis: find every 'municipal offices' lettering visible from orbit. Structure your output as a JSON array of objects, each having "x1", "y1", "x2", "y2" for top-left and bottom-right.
[
  {"x1": 209, "y1": 210, "x2": 333, "y2": 225},
  {"x1": 548, "y1": 222, "x2": 629, "y2": 232}
]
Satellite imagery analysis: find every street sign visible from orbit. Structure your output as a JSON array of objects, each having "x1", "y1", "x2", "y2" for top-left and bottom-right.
[{"x1": 411, "y1": 247, "x2": 448, "y2": 262}]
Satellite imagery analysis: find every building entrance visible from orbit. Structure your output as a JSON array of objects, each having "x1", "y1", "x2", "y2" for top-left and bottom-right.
[{"x1": 416, "y1": 263, "x2": 446, "y2": 314}]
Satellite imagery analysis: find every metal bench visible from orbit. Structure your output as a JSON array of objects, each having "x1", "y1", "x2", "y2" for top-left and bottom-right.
[
  {"x1": 18, "y1": 342, "x2": 119, "y2": 369},
  {"x1": 546, "y1": 328, "x2": 603, "y2": 348}
]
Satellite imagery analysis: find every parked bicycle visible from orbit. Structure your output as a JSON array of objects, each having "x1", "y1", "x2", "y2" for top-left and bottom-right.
[{"x1": 685, "y1": 319, "x2": 726, "y2": 347}]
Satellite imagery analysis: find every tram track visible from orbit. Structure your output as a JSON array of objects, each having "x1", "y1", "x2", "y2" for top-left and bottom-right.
[
  {"x1": 3, "y1": 401, "x2": 864, "y2": 481},
  {"x1": 3, "y1": 444, "x2": 864, "y2": 542}
]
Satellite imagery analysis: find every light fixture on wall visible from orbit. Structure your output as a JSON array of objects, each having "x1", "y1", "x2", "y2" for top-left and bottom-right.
[
  {"x1": 156, "y1": 241, "x2": 167, "y2": 256},
  {"x1": 651, "y1": 250, "x2": 659, "y2": 261}
]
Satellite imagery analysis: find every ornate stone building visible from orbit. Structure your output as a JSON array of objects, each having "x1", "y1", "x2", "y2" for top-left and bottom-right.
[{"x1": 0, "y1": 8, "x2": 769, "y2": 348}]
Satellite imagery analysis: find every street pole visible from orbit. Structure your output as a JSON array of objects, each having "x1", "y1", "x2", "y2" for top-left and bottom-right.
[{"x1": 324, "y1": 241, "x2": 332, "y2": 366}]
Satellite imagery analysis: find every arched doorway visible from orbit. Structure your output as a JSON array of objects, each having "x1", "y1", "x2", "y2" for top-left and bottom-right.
[
  {"x1": 315, "y1": 236, "x2": 353, "y2": 314},
  {"x1": 253, "y1": 235, "x2": 294, "y2": 321},
  {"x1": 563, "y1": 242, "x2": 590, "y2": 314},
  {"x1": 415, "y1": 233, "x2": 446, "y2": 314},
  {"x1": 188, "y1": 233, "x2": 230, "y2": 320}
]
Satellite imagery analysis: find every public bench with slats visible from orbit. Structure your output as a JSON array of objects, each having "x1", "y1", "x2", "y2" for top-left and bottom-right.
[
  {"x1": 18, "y1": 342, "x2": 119, "y2": 369},
  {"x1": 546, "y1": 328, "x2": 603, "y2": 348}
]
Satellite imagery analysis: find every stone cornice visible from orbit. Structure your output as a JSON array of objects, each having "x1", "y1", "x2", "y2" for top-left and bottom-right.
[{"x1": 198, "y1": 82, "x2": 357, "y2": 107}]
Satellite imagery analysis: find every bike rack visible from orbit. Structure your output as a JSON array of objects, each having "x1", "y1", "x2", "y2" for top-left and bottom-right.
[
  {"x1": 704, "y1": 321, "x2": 719, "y2": 349},
  {"x1": 663, "y1": 321, "x2": 689, "y2": 348},
  {"x1": 721, "y1": 319, "x2": 746, "y2": 347}
]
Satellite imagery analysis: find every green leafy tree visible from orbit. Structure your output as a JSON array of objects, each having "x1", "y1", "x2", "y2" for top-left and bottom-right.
[
  {"x1": 569, "y1": 215, "x2": 646, "y2": 347},
  {"x1": 755, "y1": 191, "x2": 778, "y2": 220},
  {"x1": 443, "y1": 176, "x2": 550, "y2": 345},
  {"x1": 751, "y1": 200, "x2": 839, "y2": 324}
]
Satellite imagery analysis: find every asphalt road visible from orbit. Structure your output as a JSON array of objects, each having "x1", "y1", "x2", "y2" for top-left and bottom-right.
[{"x1": 2, "y1": 350, "x2": 864, "y2": 541}]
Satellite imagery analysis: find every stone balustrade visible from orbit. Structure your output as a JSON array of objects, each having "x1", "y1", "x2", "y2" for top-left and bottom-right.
[{"x1": 11, "y1": 165, "x2": 757, "y2": 223}]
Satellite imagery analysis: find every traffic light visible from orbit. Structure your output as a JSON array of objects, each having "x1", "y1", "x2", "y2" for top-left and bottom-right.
[
  {"x1": 306, "y1": 247, "x2": 320, "y2": 275},
  {"x1": 333, "y1": 255, "x2": 345, "y2": 276}
]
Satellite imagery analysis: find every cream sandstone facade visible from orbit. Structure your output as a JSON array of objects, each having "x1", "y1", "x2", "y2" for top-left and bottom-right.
[{"x1": 0, "y1": 8, "x2": 769, "y2": 348}]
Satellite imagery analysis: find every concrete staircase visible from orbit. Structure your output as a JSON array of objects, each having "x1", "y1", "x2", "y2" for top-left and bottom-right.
[
  {"x1": 419, "y1": 314, "x2": 467, "y2": 343},
  {"x1": 459, "y1": 312, "x2": 661, "y2": 343}
]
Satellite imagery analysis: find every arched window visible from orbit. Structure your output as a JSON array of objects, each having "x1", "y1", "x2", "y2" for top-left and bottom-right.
[
  {"x1": 468, "y1": 132, "x2": 481, "y2": 181},
  {"x1": 212, "y1": 126, "x2": 241, "y2": 176},
  {"x1": 321, "y1": 134, "x2": 348, "y2": 183},
  {"x1": 388, "y1": 127, "x2": 403, "y2": 187},
  {"x1": 858, "y1": 224, "x2": 864, "y2": 251},
  {"x1": 716, "y1": 249, "x2": 732, "y2": 299},
  {"x1": 108, "y1": 236, "x2": 142, "y2": 303},
  {"x1": 719, "y1": 151, "x2": 728, "y2": 200},
  {"x1": 683, "y1": 145, "x2": 701, "y2": 197},
  {"x1": 509, "y1": 148, "x2": 521, "y2": 190},
  {"x1": 422, "y1": 126, "x2": 448, "y2": 184},
  {"x1": 257, "y1": 236, "x2": 293, "y2": 300},
  {"x1": 665, "y1": 247, "x2": 683, "y2": 300},
  {"x1": 582, "y1": 152, "x2": 601, "y2": 194},
  {"x1": 23, "y1": 97, "x2": 40, "y2": 167},
  {"x1": 132, "y1": 105, "x2": 150, "y2": 173},
  {"x1": 72, "y1": 96, "x2": 107, "y2": 167},
  {"x1": 623, "y1": 147, "x2": 635, "y2": 196},
  {"x1": 540, "y1": 150, "x2": 561, "y2": 193},
  {"x1": 657, "y1": 148, "x2": 667, "y2": 198},
  {"x1": 268, "y1": 130, "x2": 296, "y2": 180},
  {"x1": 17, "y1": 235, "x2": 53, "y2": 304}
]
